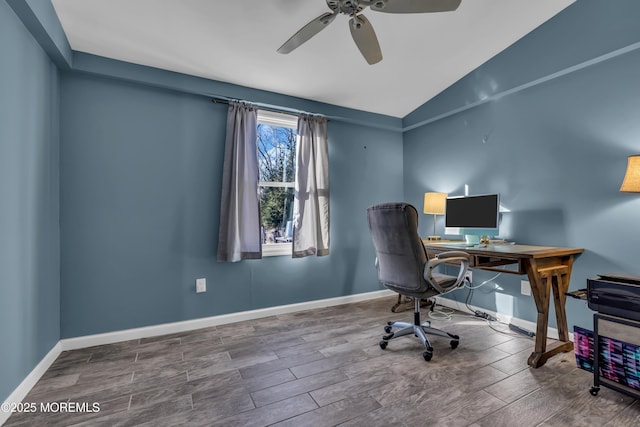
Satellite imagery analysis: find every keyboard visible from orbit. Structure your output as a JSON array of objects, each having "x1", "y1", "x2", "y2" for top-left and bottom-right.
[{"x1": 441, "y1": 242, "x2": 475, "y2": 248}]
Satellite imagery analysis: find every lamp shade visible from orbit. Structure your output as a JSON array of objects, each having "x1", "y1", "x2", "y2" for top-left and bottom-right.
[
  {"x1": 620, "y1": 155, "x2": 640, "y2": 193},
  {"x1": 423, "y1": 192, "x2": 447, "y2": 214}
]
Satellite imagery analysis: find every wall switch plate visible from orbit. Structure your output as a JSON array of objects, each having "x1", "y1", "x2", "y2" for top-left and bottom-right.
[
  {"x1": 196, "y1": 278, "x2": 206, "y2": 293},
  {"x1": 465, "y1": 269, "x2": 472, "y2": 283},
  {"x1": 521, "y1": 280, "x2": 531, "y2": 296}
]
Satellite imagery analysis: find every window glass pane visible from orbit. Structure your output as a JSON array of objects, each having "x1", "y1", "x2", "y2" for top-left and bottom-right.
[
  {"x1": 260, "y1": 187, "x2": 294, "y2": 244},
  {"x1": 257, "y1": 124, "x2": 296, "y2": 183}
]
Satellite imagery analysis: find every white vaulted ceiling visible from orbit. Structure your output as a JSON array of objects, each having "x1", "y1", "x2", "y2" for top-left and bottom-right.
[{"x1": 52, "y1": 0, "x2": 574, "y2": 118}]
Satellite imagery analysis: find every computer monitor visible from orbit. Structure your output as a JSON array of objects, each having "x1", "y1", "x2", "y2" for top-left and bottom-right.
[{"x1": 445, "y1": 194, "x2": 500, "y2": 244}]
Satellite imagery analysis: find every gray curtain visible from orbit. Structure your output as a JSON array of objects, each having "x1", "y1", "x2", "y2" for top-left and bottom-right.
[
  {"x1": 292, "y1": 114, "x2": 329, "y2": 258},
  {"x1": 217, "y1": 101, "x2": 262, "y2": 262}
]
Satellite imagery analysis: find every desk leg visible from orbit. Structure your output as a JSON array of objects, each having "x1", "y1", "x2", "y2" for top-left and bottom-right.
[
  {"x1": 525, "y1": 258, "x2": 574, "y2": 368},
  {"x1": 551, "y1": 260, "x2": 573, "y2": 343},
  {"x1": 526, "y1": 259, "x2": 552, "y2": 368}
]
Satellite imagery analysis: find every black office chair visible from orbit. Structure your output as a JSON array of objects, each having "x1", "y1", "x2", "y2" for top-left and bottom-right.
[{"x1": 367, "y1": 202, "x2": 470, "y2": 361}]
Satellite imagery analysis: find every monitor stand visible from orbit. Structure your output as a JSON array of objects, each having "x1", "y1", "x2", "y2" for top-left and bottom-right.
[{"x1": 464, "y1": 235, "x2": 480, "y2": 245}]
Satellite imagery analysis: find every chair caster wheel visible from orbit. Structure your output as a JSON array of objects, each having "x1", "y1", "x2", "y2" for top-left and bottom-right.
[
  {"x1": 384, "y1": 326, "x2": 392, "y2": 334},
  {"x1": 590, "y1": 386, "x2": 599, "y2": 396},
  {"x1": 379, "y1": 340, "x2": 388, "y2": 350},
  {"x1": 450, "y1": 340, "x2": 459, "y2": 349},
  {"x1": 423, "y1": 347, "x2": 433, "y2": 361}
]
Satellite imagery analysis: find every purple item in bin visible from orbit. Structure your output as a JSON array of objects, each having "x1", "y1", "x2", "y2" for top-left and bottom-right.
[
  {"x1": 623, "y1": 342, "x2": 640, "y2": 391},
  {"x1": 574, "y1": 325, "x2": 594, "y2": 372},
  {"x1": 600, "y1": 336, "x2": 625, "y2": 383}
]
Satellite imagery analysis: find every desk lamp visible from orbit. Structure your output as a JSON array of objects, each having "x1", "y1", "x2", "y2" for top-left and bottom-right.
[
  {"x1": 423, "y1": 192, "x2": 447, "y2": 240},
  {"x1": 620, "y1": 155, "x2": 640, "y2": 192}
]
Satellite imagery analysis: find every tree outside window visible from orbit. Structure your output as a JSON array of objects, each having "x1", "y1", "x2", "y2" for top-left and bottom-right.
[{"x1": 257, "y1": 110, "x2": 297, "y2": 255}]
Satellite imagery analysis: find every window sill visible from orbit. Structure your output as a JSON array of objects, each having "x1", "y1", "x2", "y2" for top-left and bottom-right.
[{"x1": 262, "y1": 243, "x2": 292, "y2": 257}]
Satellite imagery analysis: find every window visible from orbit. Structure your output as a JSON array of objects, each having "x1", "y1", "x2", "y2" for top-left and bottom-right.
[{"x1": 257, "y1": 110, "x2": 298, "y2": 256}]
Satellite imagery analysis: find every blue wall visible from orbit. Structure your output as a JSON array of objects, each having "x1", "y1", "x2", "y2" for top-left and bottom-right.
[
  {"x1": 403, "y1": 0, "x2": 640, "y2": 331},
  {"x1": 0, "y1": 1, "x2": 60, "y2": 403},
  {"x1": 5, "y1": 0, "x2": 73, "y2": 68},
  {"x1": 59, "y1": 69, "x2": 403, "y2": 338}
]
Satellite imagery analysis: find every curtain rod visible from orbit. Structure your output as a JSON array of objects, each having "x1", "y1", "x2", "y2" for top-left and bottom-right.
[
  {"x1": 210, "y1": 97, "x2": 405, "y2": 131},
  {"x1": 210, "y1": 96, "x2": 310, "y2": 118}
]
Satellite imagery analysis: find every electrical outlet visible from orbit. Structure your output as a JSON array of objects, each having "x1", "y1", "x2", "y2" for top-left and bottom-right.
[
  {"x1": 521, "y1": 280, "x2": 531, "y2": 296},
  {"x1": 196, "y1": 278, "x2": 206, "y2": 293},
  {"x1": 464, "y1": 269, "x2": 472, "y2": 283}
]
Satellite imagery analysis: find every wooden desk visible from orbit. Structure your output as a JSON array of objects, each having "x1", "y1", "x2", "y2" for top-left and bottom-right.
[{"x1": 423, "y1": 241, "x2": 584, "y2": 368}]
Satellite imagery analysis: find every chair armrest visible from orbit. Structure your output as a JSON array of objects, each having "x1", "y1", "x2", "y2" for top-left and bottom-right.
[{"x1": 424, "y1": 251, "x2": 471, "y2": 293}]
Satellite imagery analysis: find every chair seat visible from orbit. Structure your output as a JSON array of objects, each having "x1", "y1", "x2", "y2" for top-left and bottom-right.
[{"x1": 431, "y1": 272, "x2": 459, "y2": 290}]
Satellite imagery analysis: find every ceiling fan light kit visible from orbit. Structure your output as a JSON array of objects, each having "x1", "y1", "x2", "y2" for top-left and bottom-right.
[{"x1": 277, "y1": 0, "x2": 462, "y2": 65}]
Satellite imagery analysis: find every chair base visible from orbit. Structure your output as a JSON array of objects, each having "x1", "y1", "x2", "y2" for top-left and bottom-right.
[{"x1": 379, "y1": 299, "x2": 459, "y2": 361}]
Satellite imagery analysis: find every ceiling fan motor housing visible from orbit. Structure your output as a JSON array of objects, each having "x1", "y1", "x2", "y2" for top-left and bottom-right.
[{"x1": 327, "y1": 0, "x2": 365, "y2": 15}]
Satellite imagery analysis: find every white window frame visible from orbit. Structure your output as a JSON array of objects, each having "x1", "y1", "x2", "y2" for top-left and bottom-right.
[{"x1": 257, "y1": 110, "x2": 298, "y2": 257}]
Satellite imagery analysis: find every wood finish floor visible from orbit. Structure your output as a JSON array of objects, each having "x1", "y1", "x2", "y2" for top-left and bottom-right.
[{"x1": 5, "y1": 296, "x2": 640, "y2": 426}]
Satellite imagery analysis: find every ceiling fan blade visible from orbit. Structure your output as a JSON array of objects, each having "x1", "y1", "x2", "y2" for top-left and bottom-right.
[
  {"x1": 277, "y1": 11, "x2": 337, "y2": 54},
  {"x1": 349, "y1": 14, "x2": 382, "y2": 65},
  {"x1": 369, "y1": 0, "x2": 462, "y2": 13}
]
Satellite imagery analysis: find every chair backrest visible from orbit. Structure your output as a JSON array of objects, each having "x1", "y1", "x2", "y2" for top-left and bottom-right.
[{"x1": 367, "y1": 203, "x2": 430, "y2": 295}]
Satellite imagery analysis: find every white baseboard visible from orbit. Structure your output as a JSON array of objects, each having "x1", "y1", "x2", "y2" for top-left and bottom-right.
[
  {"x1": 1, "y1": 342, "x2": 63, "y2": 426},
  {"x1": 58, "y1": 289, "x2": 395, "y2": 351},
  {"x1": 434, "y1": 296, "x2": 568, "y2": 340}
]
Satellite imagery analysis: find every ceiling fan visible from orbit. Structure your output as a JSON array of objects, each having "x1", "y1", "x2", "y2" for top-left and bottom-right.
[{"x1": 277, "y1": 0, "x2": 462, "y2": 65}]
